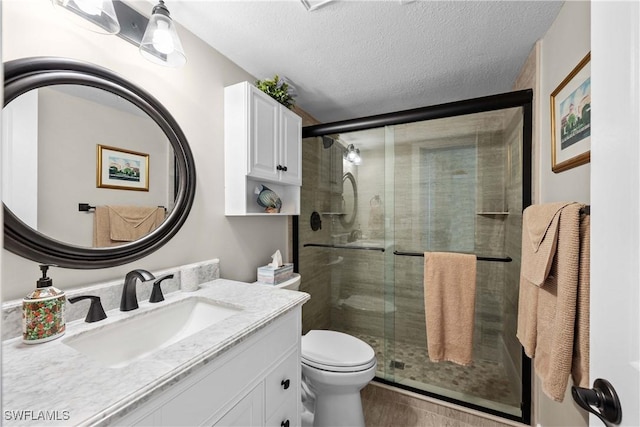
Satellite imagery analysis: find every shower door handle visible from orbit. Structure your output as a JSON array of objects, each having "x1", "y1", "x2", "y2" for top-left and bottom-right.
[{"x1": 571, "y1": 379, "x2": 622, "y2": 425}]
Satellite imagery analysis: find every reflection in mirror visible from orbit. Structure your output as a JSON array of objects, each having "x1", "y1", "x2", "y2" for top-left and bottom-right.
[
  {"x1": 2, "y1": 85, "x2": 175, "y2": 248},
  {"x1": 340, "y1": 172, "x2": 357, "y2": 228},
  {"x1": 3, "y1": 57, "x2": 196, "y2": 268}
]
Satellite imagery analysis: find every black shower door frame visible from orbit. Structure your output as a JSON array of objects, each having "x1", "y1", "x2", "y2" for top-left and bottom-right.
[{"x1": 293, "y1": 89, "x2": 532, "y2": 425}]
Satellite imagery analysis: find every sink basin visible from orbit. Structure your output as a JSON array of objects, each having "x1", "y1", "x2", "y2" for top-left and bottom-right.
[{"x1": 63, "y1": 297, "x2": 242, "y2": 368}]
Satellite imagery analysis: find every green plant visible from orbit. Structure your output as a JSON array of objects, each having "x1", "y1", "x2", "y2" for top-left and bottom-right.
[{"x1": 255, "y1": 75, "x2": 296, "y2": 109}]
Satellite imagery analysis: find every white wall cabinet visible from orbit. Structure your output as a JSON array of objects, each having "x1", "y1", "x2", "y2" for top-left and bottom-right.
[
  {"x1": 118, "y1": 308, "x2": 302, "y2": 427},
  {"x1": 225, "y1": 81, "x2": 301, "y2": 216}
]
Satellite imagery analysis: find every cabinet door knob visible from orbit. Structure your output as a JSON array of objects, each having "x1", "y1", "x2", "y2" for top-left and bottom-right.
[
  {"x1": 281, "y1": 379, "x2": 290, "y2": 390},
  {"x1": 277, "y1": 165, "x2": 283, "y2": 171},
  {"x1": 281, "y1": 420, "x2": 290, "y2": 427},
  {"x1": 282, "y1": 166, "x2": 288, "y2": 172}
]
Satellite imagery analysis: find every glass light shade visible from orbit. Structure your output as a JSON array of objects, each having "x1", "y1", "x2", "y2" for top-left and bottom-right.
[
  {"x1": 51, "y1": 0, "x2": 120, "y2": 34},
  {"x1": 353, "y1": 149, "x2": 362, "y2": 165},
  {"x1": 139, "y1": 2, "x2": 186, "y2": 68},
  {"x1": 346, "y1": 144, "x2": 357, "y2": 162}
]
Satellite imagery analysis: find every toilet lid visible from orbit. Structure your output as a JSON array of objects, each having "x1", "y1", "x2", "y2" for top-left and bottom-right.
[{"x1": 301, "y1": 330, "x2": 376, "y2": 372}]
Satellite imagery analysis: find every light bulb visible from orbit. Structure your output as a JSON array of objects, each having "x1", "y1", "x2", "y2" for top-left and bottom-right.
[
  {"x1": 346, "y1": 144, "x2": 357, "y2": 162},
  {"x1": 139, "y1": 2, "x2": 186, "y2": 67},
  {"x1": 152, "y1": 20, "x2": 174, "y2": 55}
]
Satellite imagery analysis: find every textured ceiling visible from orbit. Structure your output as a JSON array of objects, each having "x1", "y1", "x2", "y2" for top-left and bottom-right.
[{"x1": 166, "y1": 0, "x2": 563, "y2": 123}]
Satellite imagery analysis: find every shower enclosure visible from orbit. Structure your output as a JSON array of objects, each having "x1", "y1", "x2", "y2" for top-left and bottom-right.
[{"x1": 294, "y1": 91, "x2": 532, "y2": 422}]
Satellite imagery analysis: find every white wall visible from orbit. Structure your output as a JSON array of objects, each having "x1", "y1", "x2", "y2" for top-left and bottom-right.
[
  {"x1": 534, "y1": 1, "x2": 590, "y2": 426},
  {"x1": 1, "y1": 0, "x2": 289, "y2": 300},
  {"x1": 538, "y1": 1, "x2": 591, "y2": 205}
]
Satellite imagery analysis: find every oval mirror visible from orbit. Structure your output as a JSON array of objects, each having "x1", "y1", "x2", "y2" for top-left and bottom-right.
[
  {"x1": 3, "y1": 57, "x2": 196, "y2": 268},
  {"x1": 339, "y1": 172, "x2": 357, "y2": 228}
]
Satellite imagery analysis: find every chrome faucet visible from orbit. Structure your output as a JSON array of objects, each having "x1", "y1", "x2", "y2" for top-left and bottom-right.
[{"x1": 120, "y1": 269, "x2": 155, "y2": 311}]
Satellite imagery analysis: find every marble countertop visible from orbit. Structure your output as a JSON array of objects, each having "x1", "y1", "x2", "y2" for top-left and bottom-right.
[{"x1": 2, "y1": 279, "x2": 309, "y2": 426}]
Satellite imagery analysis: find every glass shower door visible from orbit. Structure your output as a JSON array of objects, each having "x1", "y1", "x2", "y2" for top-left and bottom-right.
[
  {"x1": 385, "y1": 108, "x2": 524, "y2": 417},
  {"x1": 297, "y1": 90, "x2": 532, "y2": 423}
]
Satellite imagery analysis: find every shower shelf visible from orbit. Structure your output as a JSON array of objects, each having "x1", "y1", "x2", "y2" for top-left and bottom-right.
[
  {"x1": 303, "y1": 243, "x2": 385, "y2": 252},
  {"x1": 393, "y1": 250, "x2": 512, "y2": 263}
]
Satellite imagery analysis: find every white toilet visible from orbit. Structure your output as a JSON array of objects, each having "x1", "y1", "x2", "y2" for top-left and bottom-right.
[
  {"x1": 301, "y1": 330, "x2": 377, "y2": 427},
  {"x1": 257, "y1": 274, "x2": 377, "y2": 427}
]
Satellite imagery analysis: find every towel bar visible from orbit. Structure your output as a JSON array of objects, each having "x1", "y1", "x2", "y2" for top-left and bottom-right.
[
  {"x1": 303, "y1": 243, "x2": 385, "y2": 252},
  {"x1": 393, "y1": 250, "x2": 512, "y2": 262},
  {"x1": 79, "y1": 203, "x2": 166, "y2": 212}
]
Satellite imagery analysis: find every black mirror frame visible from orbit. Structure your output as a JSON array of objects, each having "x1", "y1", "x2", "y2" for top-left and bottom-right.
[
  {"x1": 3, "y1": 57, "x2": 196, "y2": 268},
  {"x1": 339, "y1": 172, "x2": 357, "y2": 229}
]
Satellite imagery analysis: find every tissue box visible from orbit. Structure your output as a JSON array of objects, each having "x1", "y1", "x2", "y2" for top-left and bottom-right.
[{"x1": 257, "y1": 263, "x2": 293, "y2": 285}]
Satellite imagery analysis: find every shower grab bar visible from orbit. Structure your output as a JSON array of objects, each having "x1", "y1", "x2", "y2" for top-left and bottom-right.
[
  {"x1": 303, "y1": 243, "x2": 385, "y2": 252},
  {"x1": 393, "y1": 250, "x2": 512, "y2": 263}
]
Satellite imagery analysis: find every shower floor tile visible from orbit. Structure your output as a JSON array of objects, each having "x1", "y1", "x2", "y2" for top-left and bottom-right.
[{"x1": 352, "y1": 333, "x2": 521, "y2": 411}]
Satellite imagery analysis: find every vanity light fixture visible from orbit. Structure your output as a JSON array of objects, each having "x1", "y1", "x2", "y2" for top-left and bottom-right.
[
  {"x1": 51, "y1": 0, "x2": 121, "y2": 34},
  {"x1": 139, "y1": 0, "x2": 186, "y2": 68},
  {"x1": 53, "y1": 0, "x2": 186, "y2": 68},
  {"x1": 344, "y1": 144, "x2": 362, "y2": 165}
]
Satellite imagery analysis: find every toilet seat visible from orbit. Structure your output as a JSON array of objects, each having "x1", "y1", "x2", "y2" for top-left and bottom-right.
[{"x1": 302, "y1": 330, "x2": 376, "y2": 373}]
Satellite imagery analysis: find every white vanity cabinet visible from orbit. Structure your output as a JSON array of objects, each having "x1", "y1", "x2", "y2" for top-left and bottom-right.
[
  {"x1": 118, "y1": 308, "x2": 302, "y2": 427},
  {"x1": 224, "y1": 81, "x2": 302, "y2": 216}
]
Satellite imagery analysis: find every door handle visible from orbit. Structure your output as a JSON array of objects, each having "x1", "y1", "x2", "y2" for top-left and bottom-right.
[{"x1": 571, "y1": 378, "x2": 622, "y2": 426}]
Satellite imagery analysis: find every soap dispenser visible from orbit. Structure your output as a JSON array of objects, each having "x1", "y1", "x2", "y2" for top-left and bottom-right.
[{"x1": 22, "y1": 264, "x2": 66, "y2": 344}]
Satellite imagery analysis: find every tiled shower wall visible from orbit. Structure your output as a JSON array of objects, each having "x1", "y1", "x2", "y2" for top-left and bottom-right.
[
  {"x1": 298, "y1": 137, "x2": 343, "y2": 333},
  {"x1": 300, "y1": 114, "x2": 523, "y2": 371},
  {"x1": 388, "y1": 130, "x2": 509, "y2": 363}
]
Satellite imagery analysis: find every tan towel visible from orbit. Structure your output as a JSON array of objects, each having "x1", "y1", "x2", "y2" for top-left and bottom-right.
[
  {"x1": 93, "y1": 206, "x2": 112, "y2": 247},
  {"x1": 517, "y1": 201, "x2": 572, "y2": 356},
  {"x1": 572, "y1": 212, "x2": 590, "y2": 389},
  {"x1": 108, "y1": 206, "x2": 165, "y2": 242},
  {"x1": 424, "y1": 252, "x2": 477, "y2": 366},
  {"x1": 521, "y1": 202, "x2": 573, "y2": 286},
  {"x1": 93, "y1": 206, "x2": 165, "y2": 247},
  {"x1": 516, "y1": 202, "x2": 590, "y2": 402}
]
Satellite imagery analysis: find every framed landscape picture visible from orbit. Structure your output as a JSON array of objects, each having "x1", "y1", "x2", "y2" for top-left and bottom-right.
[
  {"x1": 97, "y1": 144, "x2": 149, "y2": 191},
  {"x1": 550, "y1": 53, "x2": 591, "y2": 173}
]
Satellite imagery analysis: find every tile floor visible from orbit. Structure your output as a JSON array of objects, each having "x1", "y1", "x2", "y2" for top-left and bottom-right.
[{"x1": 352, "y1": 333, "x2": 520, "y2": 411}]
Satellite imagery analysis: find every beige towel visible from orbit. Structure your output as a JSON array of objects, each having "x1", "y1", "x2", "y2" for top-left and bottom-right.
[
  {"x1": 424, "y1": 252, "x2": 477, "y2": 366},
  {"x1": 93, "y1": 206, "x2": 112, "y2": 247},
  {"x1": 516, "y1": 203, "x2": 590, "y2": 402},
  {"x1": 521, "y1": 202, "x2": 573, "y2": 286},
  {"x1": 93, "y1": 206, "x2": 165, "y2": 247},
  {"x1": 572, "y1": 212, "x2": 590, "y2": 389},
  {"x1": 517, "y1": 201, "x2": 572, "y2": 356}
]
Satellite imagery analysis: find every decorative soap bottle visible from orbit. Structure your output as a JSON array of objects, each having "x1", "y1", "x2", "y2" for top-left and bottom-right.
[{"x1": 22, "y1": 264, "x2": 66, "y2": 344}]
